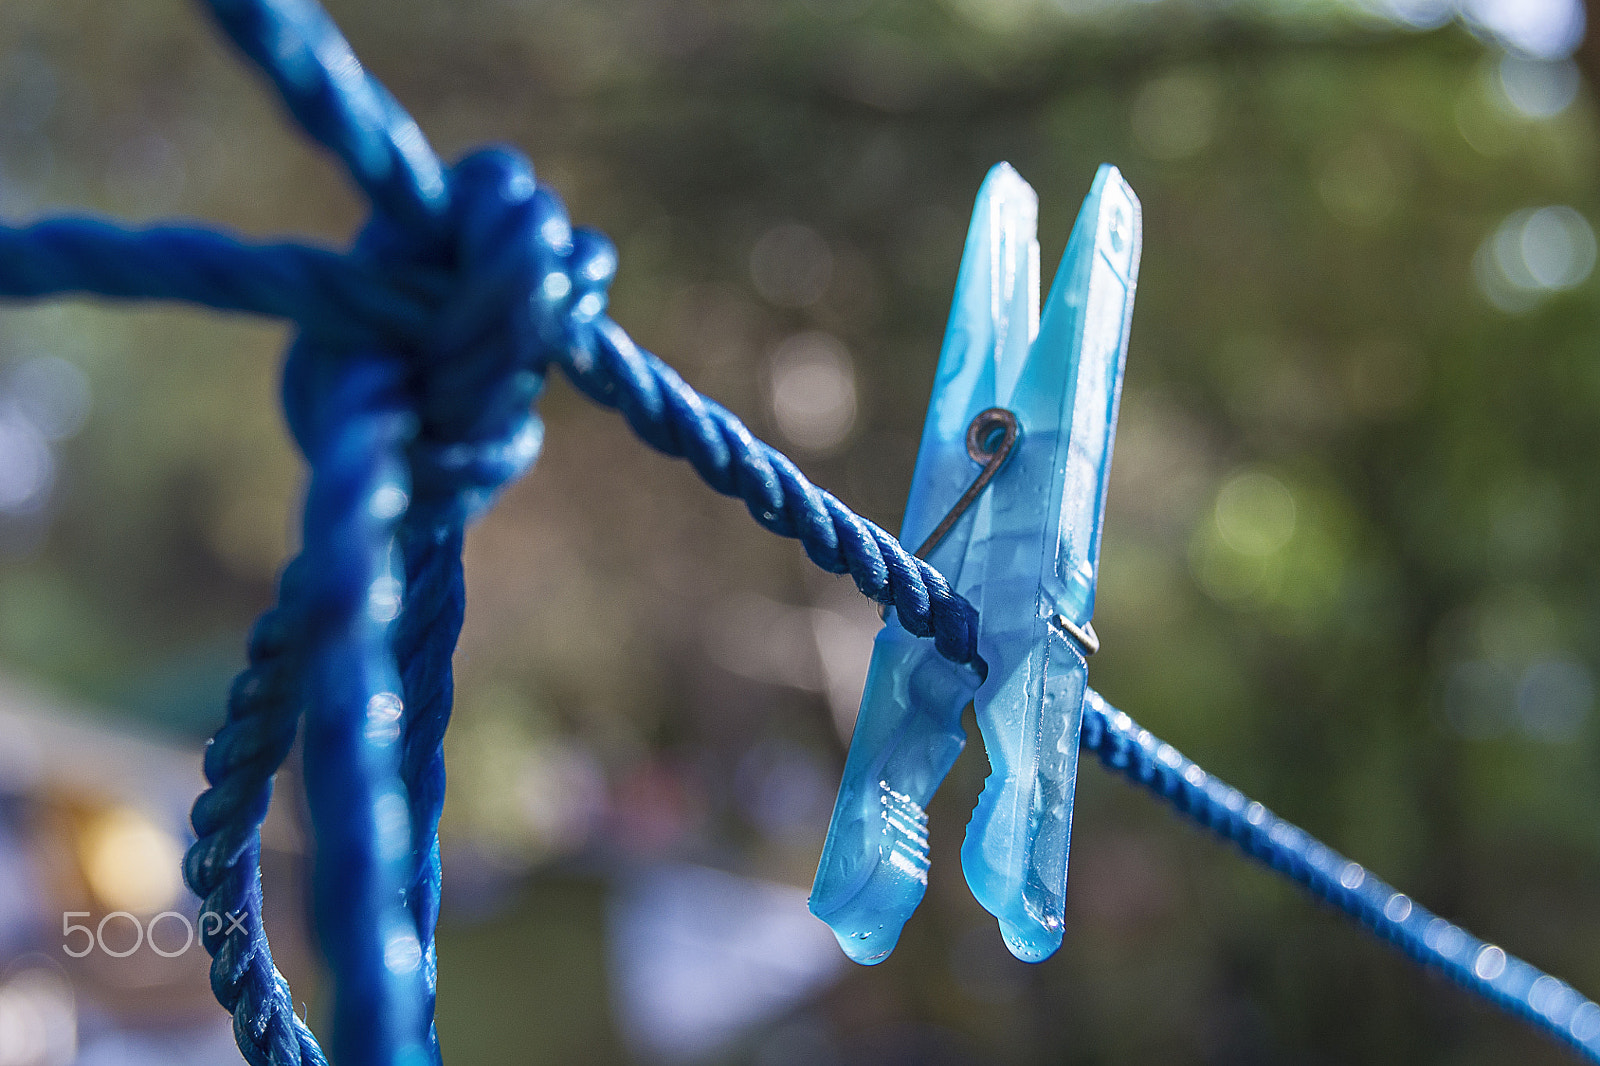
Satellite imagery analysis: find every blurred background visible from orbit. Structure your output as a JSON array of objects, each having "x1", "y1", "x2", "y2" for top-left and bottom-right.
[{"x1": 0, "y1": 0, "x2": 1596, "y2": 1062}]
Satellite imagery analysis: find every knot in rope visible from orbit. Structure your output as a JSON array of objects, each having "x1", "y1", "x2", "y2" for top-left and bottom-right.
[
  {"x1": 187, "y1": 144, "x2": 623, "y2": 1066},
  {"x1": 285, "y1": 146, "x2": 618, "y2": 533}
]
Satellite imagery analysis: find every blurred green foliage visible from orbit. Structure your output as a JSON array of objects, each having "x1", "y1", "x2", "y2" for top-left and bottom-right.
[{"x1": 1, "y1": 0, "x2": 1598, "y2": 1062}]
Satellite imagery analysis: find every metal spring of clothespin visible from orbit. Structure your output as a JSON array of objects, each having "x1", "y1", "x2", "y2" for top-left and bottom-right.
[
  {"x1": 911, "y1": 406, "x2": 1102, "y2": 660},
  {"x1": 911, "y1": 407, "x2": 1018, "y2": 561}
]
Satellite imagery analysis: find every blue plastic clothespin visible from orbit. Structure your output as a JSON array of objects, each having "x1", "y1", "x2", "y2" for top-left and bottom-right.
[{"x1": 809, "y1": 162, "x2": 1141, "y2": 965}]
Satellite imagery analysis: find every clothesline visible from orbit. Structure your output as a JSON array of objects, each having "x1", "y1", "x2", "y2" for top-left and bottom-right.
[{"x1": 0, "y1": 0, "x2": 1591, "y2": 1063}]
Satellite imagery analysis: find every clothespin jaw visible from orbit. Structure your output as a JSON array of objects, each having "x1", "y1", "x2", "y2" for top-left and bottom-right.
[
  {"x1": 809, "y1": 162, "x2": 1140, "y2": 967},
  {"x1": 809, "y1": 163, "x2": 1039, "y2": 964},
  {"x1": 960, "y1": 164, "x2": 1140, "y2": 962}
]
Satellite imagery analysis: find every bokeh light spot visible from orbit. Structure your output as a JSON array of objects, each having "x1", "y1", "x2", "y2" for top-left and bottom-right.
[
  {"x1": 1475, "y1": 206, "x2": 1595, "y2": 311},
  {"x1": 1215, "y1": 471, "x2": 1296, "y2": 557},
  {"x1": 0, "y1": 969, "x2": 75, "y2": 1066},
  {"x1": 768, "y1": 332, "x2": 857, "y2": 453},
  {"x1": 384, "y1": 931, "x2": 423, "y2": 975},
  {"x1": 76, "y1": 807, "x2": 184, "y2": 916},
  {"x1": 7, "y1": 356, "x2": 89, "y2": 442},
  {"x1": 1130, "y1": 69, "x2": 1219, "y2": 161},
  {"x1": 1461, "y1": 0, "x2": 1585, "y2": 61},
  {"x1": 0, "y1": 413, "x2": 51, "y2": 514},
  {"x1": 1377, "y1": 0, "x2": 1454, "y2": 29},
  {"x1": 1520, "y1": 206, "x2": 1595, "y2": 288},
  {"x1": 1498, "y1": 55, "x2": 1580, "y2": 118},
  {"x1": 1517, "y1": 660, "x2": 1592, "y2": 741}
]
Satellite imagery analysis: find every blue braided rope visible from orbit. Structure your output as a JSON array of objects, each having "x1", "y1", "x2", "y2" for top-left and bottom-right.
[
  {"x1": 186, "y1": 557, "x2": 329, "y2": 1066},
  {"x1": 286, "y1": 352, "x2": 427, "y2": 1066},
  {"x1": 564, "y1": 318, "x2": 981, "y2": 667},
  {"x1": 1081, "y1": 691, "x2": 1600, "y2": 1062},
  {"x1": 388, "y1": 526, "x2": 463, "y2": 1059},
  {"x1": 0, "y1": 0, "x2": 1588, "y2": 1061},
  {"x1": 0, "y1": 218, "x2": 437, "y2": 343},
  {"x1": 0, "y1": 216, "x2": 980, "y2": 669},
  {"x1": 204, "y1": 0, "x2": 450, "y2": 233}
]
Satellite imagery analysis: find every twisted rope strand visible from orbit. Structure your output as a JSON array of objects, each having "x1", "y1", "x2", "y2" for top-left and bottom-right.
[
  {"x1": 289, "y1": 350, "x2": 429, "y2": 1066},
  {"x1": 567, "y1": 318, "x2": 982, "y2": 669},
  {"x1": 389, "y1": 527, "x2": 465, "y2": 1064},
  {"x1": 205, "y1": 0, "x2": 449, "y2": 233},
  {"x1": 1081, "y1": 691, "x2": 1600, "y2": 1064},
  {"x1": 0, "y1": 218, "x2": 438, "y2": 344},
  {"x1": 185, "y1": 561, "x2": 329, "y2": 1066}
]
